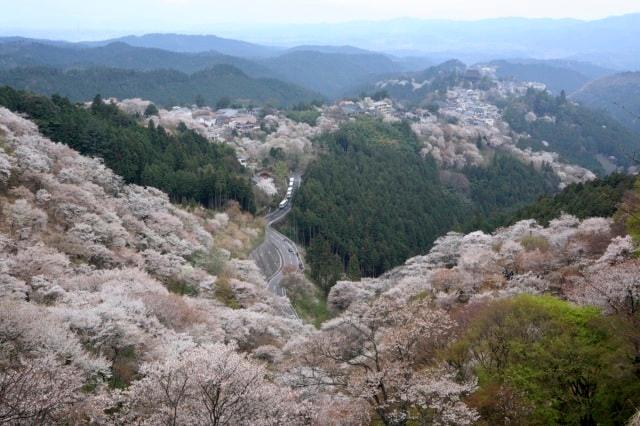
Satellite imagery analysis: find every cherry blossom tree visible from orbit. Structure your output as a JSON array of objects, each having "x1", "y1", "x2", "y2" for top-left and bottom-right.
[
  {"x1": 0, "y1": 355, "x2": 83, "y2": 424},
  {"x1": 288, "y1": 298, "x2": 478, "y2": 425},
  {"x1": 571, "y1": 260, "x2": 640, "y2": 362},
  {"x1": 0, "y1": 149, "x2": 12, "y2": 185},
  {"x1": 3, "y1": 199, "x2": 47, "y2": 239},
  {"x1": 119, "y1": 343, "x2": 302, "y2": 425}
]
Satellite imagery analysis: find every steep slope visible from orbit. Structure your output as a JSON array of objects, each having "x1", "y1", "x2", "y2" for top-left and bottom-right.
[
  {"x1": 0, "y1": 87, "x2": 256, "y2": 210},
  {"x1": 0, "y1": 65, "x2": 321, "y2": 107},
  {"x1": 503, "y1": 89, "x2": 640, "y2": 174},
  {"x1": 324, "y1": 213, "x2": 640, "y2": 424},
  {"x1": 0, "y1": 106, "x2": 311, "y2": 422},
  {"x1": 571, "y1": 72, "x2": 640, "y2": 135}
]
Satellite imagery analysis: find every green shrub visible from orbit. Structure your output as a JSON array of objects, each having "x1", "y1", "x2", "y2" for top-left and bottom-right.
[{"x1": 449, "y1": 295, "x2": 640, "y2": 425}]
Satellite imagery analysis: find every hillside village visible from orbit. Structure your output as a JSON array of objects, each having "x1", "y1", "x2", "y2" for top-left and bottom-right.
[{"x1": 109, "y1": 67, "x2": 600, "y2": 203}]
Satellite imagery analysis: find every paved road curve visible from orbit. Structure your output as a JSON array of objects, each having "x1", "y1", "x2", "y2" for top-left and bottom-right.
[{"x1": 251, "y1": 175, "x2": 303, "y2": 319}]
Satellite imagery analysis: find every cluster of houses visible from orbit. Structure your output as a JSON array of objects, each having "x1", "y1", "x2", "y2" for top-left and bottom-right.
[
  {"x1": 440, "y1": 88, "x2": 500, "y2": 127},
  {"x1": 436, "y1": 65, "x2": 551, "y2": 129},
  {"x1": 334, "y1": 98, "x2": 396, "y2": 118},
  {"x1": 494, "y1": 79, "x2": 548, "y2": 97},
  {"x1": 188, "y1": 107, "x2": 260, "y2": 141}
]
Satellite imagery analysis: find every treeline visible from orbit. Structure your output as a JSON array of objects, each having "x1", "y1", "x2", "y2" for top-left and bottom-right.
[
  {"x1": 502, "y1": 89, "x2": 640, "y2": 174},
  {"x1": 0, "y1": 86, "x2": 255, "y2": 211},
  {"x1": 478, "y1": 173, "x2": 637, "y2": 230},
  {"x1": 285, "y1": 119, "x2": 561, "y2": 292}
]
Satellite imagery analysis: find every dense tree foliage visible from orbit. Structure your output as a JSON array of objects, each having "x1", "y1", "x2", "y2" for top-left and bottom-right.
[
  {"x1": 503, "y1": 89, "x2": 640, "y2": 174},
  {"x1": 287, "y1": 119, "x2": 467, "y2": 292},
  {"x1": 449, "y1": 295, "x2": 640, "y2": 425},
  {"x1": 0, "y1": 86, "x2": 255, "y2": 211},
  {"x1": 462, "y1": 154, "x2": 559, "y2": 217},
  {"x1": 2, "y1": 101, "x2": 640, "y2": 423},
  {"x1": 496, "y1": 173, "x2": 637, "y2": 228}
]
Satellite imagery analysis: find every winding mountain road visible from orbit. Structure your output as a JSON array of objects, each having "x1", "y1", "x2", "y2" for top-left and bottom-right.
[{"x1": 251, "y1": 174, "x2": 303, "y2": 319}]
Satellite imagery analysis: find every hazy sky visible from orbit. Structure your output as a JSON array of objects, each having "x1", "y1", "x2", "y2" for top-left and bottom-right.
[{"x1": 1, "y1": 0, "x2": 640, "y2": 40}]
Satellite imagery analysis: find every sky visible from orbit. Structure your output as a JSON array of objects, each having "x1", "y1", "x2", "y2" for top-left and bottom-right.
[{"x1": 1, "y1": 0, "x2": 639, "y2": 40}]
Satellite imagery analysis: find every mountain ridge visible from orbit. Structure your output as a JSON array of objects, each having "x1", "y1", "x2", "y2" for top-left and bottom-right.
[{"x1": 0, "y1": 65, "x2": 321, "y2": 107}]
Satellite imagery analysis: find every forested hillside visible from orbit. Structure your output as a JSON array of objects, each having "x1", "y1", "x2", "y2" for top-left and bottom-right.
[
  {"x1": 0, "y1": 40, "x2": 274, "y2": 77},
  {"x1": 290, "y1": 119, "x2": 466, "y2": 290},
  {"x1": 502, "y1": 89, "x2": 640, "y2": 174},
  {"x1": 0, "y1": 65, "x2": 320, "y2": 108},
  {"x1": 0, "y1": 87, "x2": 255, "y2": 211},
  {"x1": 482, "y1": 173, "x2": 638, "y2": 230},
  {"x1": 286, "y1": 119, "x2": 560, "y2": 291},
  {"x1": 462, "y1": 154, "x2": 559, "y2": 217}
]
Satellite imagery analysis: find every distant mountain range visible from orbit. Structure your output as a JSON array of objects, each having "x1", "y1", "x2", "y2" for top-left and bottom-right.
[
  {"x1": 0, "y1": 39, "x2": 411, "y2": 99},
  {"x1": 572, "y1": 72, "x2": 640, "y2": 135},
  {"x1": 83, "y1": 33, "x2": 282, "y2": 58},
  {"x1": 218, "y1": 14, "x2": 640, "y2": 70},
  {"x1": 0, "y1": 40, "x2": 275, "y2": 77},
  {"x1": 4, "y1": 13, "x2": 640, "y2": 70}
]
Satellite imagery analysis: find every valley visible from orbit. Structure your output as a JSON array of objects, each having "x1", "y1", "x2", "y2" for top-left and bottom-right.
[{"x1": 1, "y1": 11, "x2": 640, "y2": 425}]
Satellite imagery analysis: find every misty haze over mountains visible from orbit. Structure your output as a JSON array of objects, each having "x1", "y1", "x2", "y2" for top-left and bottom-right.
[
  {"x1": 214, "y1": 14, "x2": 640, "y2": 67},
  {"x1": 2, "y1": 13, "x2": 640, "y2": 69}
]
